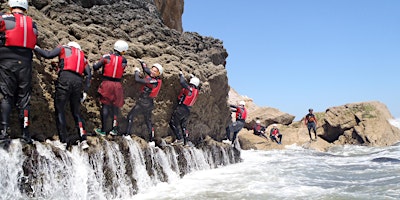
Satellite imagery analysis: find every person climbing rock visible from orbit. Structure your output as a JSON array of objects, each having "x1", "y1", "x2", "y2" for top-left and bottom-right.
[
  {"x1": 34, "y1": 42, "x2": 91, "y2": 150},
  {"x1": 0, "y1": 0, "x2": 38, "y2": 144},
  {"x1": 123, "y1": 59, "x2": 163, "y2": 143},
  {"x1": 93, "y1": 40, "x2": 128, "y2": 137},
  {"x1": 169, "y1": 71, "x2": 200, "y2": 146},
  {"x1": 224, "y1": 100, "x2": 247, "y2": 147}
]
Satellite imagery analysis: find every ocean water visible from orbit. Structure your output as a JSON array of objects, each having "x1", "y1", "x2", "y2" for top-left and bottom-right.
[
  {"x1": 1, "y1": 120, "x2": 399, "y2": 200},
  {"x1": 133, "y1": 120, "x2": 400, "y2": 200}
]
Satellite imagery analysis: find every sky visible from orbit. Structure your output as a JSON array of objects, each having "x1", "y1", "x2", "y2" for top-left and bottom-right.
[{"x1": 182, "y1": 0, "x2": 400, "y2": 120}]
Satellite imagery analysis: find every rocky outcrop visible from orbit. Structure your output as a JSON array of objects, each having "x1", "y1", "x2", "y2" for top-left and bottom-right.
[
  {"x1": 319, "y1": 101, "x2": 400, "y2": 146},
  {"x1": 237, "y1": 101, "x2": 400, "y2": 151},
  {"x1": 2, "y1": 0, "x2": 231, "y2": 144}
]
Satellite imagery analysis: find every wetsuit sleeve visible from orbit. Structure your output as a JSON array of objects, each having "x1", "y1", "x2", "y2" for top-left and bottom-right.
[
  {"x1": 34, "y1": 46, "x2": 62, "y2": 59},
  {"x1": 33, "y1": 22, "x2": 38, "y2": 37},
  {"x1": 83, "y1": 64, "x2": 92, "y2": 92},
  {"x1": 139, "y1": 62, "x2": 151, "y2": 75},
  {"x1": 122, "y1": 57, "x2": 127, "y2": 68},
  {"x1": 134, "y1": 71, "x2": 147, "y2": 84},
  {"x1": 179, "y1": 74, "x2": 190, "y2": 89},
  {"x1": 92, "y1": 56, "x2": 107, "y2": 71}
]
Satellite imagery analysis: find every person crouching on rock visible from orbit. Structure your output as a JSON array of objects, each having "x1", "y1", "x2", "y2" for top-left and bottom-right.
[
  {"x1": 270, "y1": 124, "x2": 282, "y2": 144},
  {"x1": 169, "y1": 71, "x2": 200, "y2": 146},
  {"x1": 224, "y1": 100, "x2": 247, "y2": 146},
  {"x1": 123, "y1": 59, "x2": 163, "y2": 143},
  {"x1": 34, "y1": 42, "x2": 91, "y2": 150},
  {"x1": 253, "y1": 120, "x2": 269, "y2": 140},
  {"x1": 93, "y1": 40, "x2": 129, "y2": 137}
]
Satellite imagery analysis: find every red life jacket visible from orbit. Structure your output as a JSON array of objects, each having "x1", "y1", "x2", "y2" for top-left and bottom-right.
[
  {"x1": 271, "y1": 129, "x2": 279, "y2": 136},
  {"x1": 60, "y1": 46, "x2": 86, "y2": 75},
  {"x1": 178, "y1": 86, "x2": 199, "y2": 107},
  {"x1": 4, "y1": 13, "x2": 36, "y2": 49},
  {"x1": 236, "y1": 106, "x2": 247, "y2": 120},
  {"x1": 141, "y1": 75, "x2": 162, "y2": 98},
  {"x1": 103, "y1": 54, "x2": 124, "y2": 79}
]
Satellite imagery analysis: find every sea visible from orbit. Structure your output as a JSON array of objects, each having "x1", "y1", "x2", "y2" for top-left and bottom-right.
[
  {"x1": 1, "y1": 119, "x2": 399, "y2": 200},
  {"x1": 133, "y1": 119, "x2": 400, "y2": 200}
]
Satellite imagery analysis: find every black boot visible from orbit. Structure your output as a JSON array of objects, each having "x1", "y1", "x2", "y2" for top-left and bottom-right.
[
  {"x1": 0, "y1": 128, "x2": 9, "y2": 140},
  {"x1": 22, "y1": 128, "x2": 33, "y2": 144}
]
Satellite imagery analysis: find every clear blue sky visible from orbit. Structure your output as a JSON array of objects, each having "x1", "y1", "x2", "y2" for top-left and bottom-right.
[{"x1": 182, "y1": 0, "x2": 400, "y2": 120}]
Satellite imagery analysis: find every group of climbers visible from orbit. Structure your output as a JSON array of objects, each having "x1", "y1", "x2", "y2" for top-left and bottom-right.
[
  {"x1": 229, "y1": 108, "x2": 319, "y2": 147},
  {"x1": 0, "y1": 0, "x2": 202, "y2": 149}
]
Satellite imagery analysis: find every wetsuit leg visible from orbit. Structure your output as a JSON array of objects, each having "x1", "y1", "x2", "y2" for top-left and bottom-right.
[
  {"x1": 70, "y1": 82, "x2": 86, "y2": 142},
  {"x1": 55, "y1": 78, "x2": 69, "y2": 143},
  {"x1": 0, "y1": 96, "x2": 12, "y2": 139},
  {"x1": 16, "y1": 60, "x2": 32, "y2": 143},
  {"x1": 307, "y1": 124, "x2": 313, "y2": 139},
  {"x1": 169, "y1": 109, "x2": 182, "y2": 140},
  {"x1": 125, "y1": 104, "x2": 140, "y2": 135},
  {"x1": 101, "y1": 104, "x2": 111, "y2": 132},
  {"x1": 143, "y1": 107, "x2": 153, "y2": 142},
  {"x1": 180, "y1": 108, "x2": 190, "y2": 144},
  {"x1": 111, "y1": 106, "x2": 119, "y2": 131}
]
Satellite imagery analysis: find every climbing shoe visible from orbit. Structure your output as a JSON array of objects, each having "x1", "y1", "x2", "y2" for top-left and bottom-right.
[
  {"x1": 80, "y1": 140, "x2": 89, "y2": 150},
  {"x1": 95, "y1": 128, "x2": 106, "y2": 137},
  {"x1": 109, "y1": 129, "x2": 119, "y2": 136}
]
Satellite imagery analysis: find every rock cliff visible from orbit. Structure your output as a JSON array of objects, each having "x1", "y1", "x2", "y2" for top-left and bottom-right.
[{"x1": 2, "y1": 0, "x2": 230, "y2": 144}]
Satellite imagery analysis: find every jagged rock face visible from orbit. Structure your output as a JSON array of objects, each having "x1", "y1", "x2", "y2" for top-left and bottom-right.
[
  {"x1": 154, "y1": 0, "x2": 184, "y2": 32},
  {"x1": 3, "y1": 1, "x2": 231, "y2": 144},
  {"x1": 320, "y1": 101, "x2": 400, "y2": 146}
]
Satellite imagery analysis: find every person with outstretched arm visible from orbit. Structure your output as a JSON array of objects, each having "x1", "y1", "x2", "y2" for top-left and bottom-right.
[
  {"x1": 34, "y1": 42, "x2": 91, "y2": 150},
  {"x1": 224, "y1": 100, "x2": 247, "y2": 147},
  {"x1": 169, "y1": 72, "x2": 200, "y2": 146},
  {"x1": 123, "y1": 59, "x2": 163, "y2": 143}
]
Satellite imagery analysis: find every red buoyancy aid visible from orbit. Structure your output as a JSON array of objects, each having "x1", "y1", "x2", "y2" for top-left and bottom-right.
[
  {"x1": 4, "y1": 13, "x2": 36, "y2": 49},
  {"x1": 141, "y1": 75, "x2": 162, "y2": 98},
  {"x1": 103, "y1": 54, "x2": 124, "y2": 79},
  {"x1": 60, "y1": 46, "x2": 86, "y2": 75},
  {"x1": 236, "y1": 106, "x2": 247, "y2": 120},
  {"x1": 306, "y1": 114, "x2": 316, "y2": 123},
  {"x1": 271, "y1": 129, "x2": 279, "y2": 136},
  {"x1": 178, "y1": 86, "x2": 199, "y2": 107}
]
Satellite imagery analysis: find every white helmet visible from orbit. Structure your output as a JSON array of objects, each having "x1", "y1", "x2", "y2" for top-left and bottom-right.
[
  {"x1": 8, "y1": 0, "x2": 28, "y2": 10},
  {"x1": 152, "y1": 63, "x2": 163, "y2": 75},
  {"x1": 67, "y1": 41, "x2": 81, "y2": 50},
  {"x1": 189, "y1": 77, "x2": 200, "y2": 87},
  {"x1": 114, "y1": 40, "x2": 129, "y2": 53},
  {"x1": 256, "y1": 120, "x2": 260, "y2": 124},
  {"x1": 239, "y1": 100, "x2": 246, "y2": 106},
  {"x1": 273, "y1": 124, "x2": 277, "y2": 127}
]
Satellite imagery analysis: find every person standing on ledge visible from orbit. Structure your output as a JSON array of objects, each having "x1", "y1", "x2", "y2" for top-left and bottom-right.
[
  {"x1": 123, "y1": 59, "x2": 163, "y2": 143},
  {"x1": 93, "y1": 40, "x2": 129, "y2": 137},
  {"x1": 0, "y1": 0, "x2": 38, "y2": 143},
  {"x1": 304, "y1": 108, "x2": 318, "y2": 141}
]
